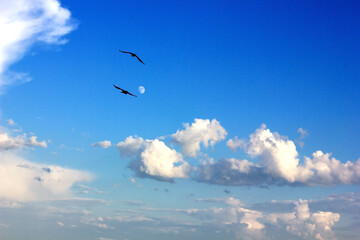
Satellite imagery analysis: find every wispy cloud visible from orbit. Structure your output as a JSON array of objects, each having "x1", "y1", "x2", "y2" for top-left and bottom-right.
[
  {"x1": 117, "y1": 200, "x2": 148, "y2": 206},
  {"x1": 77, "y1": 184, "x2": 106, "y2": 194},
  {"x1": 57, "y1": 221, "x2": 64, "y2": 227},
  {"x1": 7, "y1": 119, "x2": 15, "y2": 126},
  {"x1": 296, "y1": 127, "x2": 309, "y2": 147},
  {"x1": 0, "y1": 0, "x2": 77, "y2": 93},
  {"x1": 91, "y1": 140, "x2": 112, "y2": 149}
]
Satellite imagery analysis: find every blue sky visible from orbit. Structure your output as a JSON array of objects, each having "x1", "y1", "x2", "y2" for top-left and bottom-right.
[{"x1": 1, "y1": 0, "x2": 360, "y2": 239}]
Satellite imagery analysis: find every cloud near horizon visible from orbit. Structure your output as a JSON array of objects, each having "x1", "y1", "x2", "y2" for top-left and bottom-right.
[
  {"x1": 0, "y1": 0, "x2": 76, "y2": 93},
  {"x1": 172, "y1": 196, "x2": 340, "y2": 239},
  {"x1": 0, "y1": 152, "x2": 94, "y2": 202},
  {"x1": 0, "y1": 125, "x2": 94, "y2": 202}
]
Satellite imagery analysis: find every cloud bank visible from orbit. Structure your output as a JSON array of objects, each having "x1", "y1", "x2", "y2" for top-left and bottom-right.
[
  {"x1": 0, "y1": 125, "x2": 93, "y2": 202},
  {"x1": 199, "y1": 124, "x2": 360, "y2": 186},
  {"x1": 116, "y1": 119, "x2": 360, "y2": 187},
  {"x1": 0, "y1": 152, "x2": 93, "y2": 201},
  {"x1": 0, "y1": 0, "x2": 76, "y2": 93},
  {"x1": 176, "y1": 197, "x2": 340, "y2": 239}
]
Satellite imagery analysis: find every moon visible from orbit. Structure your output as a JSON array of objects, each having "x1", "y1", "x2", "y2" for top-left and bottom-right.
[{"x1": 138, "y1": 86, "x2": 145, "y2": 94}]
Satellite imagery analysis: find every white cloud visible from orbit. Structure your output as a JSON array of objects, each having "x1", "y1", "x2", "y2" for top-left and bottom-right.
[
  {"x1": 7, "y1": 119, "x2": 15, "y2": 126},
  {"x1": 297, "y1": 127, "x2": 309, "y2": 139},
  {"x1": 302, "y1": 151, "x2": 360, "y2": 185},
  {"x1": 265, "y1": 199, "x2": 340, "y2": 240},
  {"x1": 203, "y1": 124, "x2": 360, "y2": 186},
  {"x1": 117, "y1": 136, "x2": 191, "y2": 182},
  {"x1": 182, "y1": 200, "x2": 264, "y2": 230},
  {"x1": 171, "y1": 119, "x2": 227, "y2": 157},
  {"x1": 0, "y1": 0, "x2": 76, "y2": 93},
  {"x1": 0, "y1": 130, "x2": 47, "y2": 151},
  {"x1": 117, "y1": 136, "x2": 145, "y2": 157},
  {"x1": 179, "y1": 197, "x2": 340, "y2": 239},
  {"x1": 77, "y1": 184, "x2": 105, "y2": 194},
  {"x1": 81, "y1": 216, "x2": 114, "y2": 229},
  {"x1": 0, "y1": 152, "x2": 94, "y2": 201},
  {"x1": 296, "y1": 127, "x2": 309, "y2": 148},
  {"x1": 226, "y1": 136, "x2": 246, "y2": 152},
  {"x1": 245, "y1": 124, "x2": 300, "y2": 182},
  {"x1": 197, "y1": 197, "x2": 244, "y2": 207},
  {"x1": 116, "y1": 121, "x2": 360, "y2": 187},
  {"x1": 57, "y1": 221, "x2": 64, "y2": 227},
  {"x1": 91, "y1": 140, "x2": 112, "y2": 149}
]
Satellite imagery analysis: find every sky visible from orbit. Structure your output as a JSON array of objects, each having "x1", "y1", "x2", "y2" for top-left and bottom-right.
[{"x1": 0, "y1": 0, "x2": 360, "y2": 239}]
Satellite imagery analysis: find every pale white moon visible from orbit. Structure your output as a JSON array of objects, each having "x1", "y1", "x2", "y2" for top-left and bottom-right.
[{"x1": 138, "y1": 86, "x2": 145, "y2": 94}]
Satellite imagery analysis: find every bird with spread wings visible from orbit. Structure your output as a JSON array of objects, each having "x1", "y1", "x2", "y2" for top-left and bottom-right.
[
  {"x1": 118, "y1": 50, "x2": 145, "y2": 65},
  {"x1": 113, "y1": 84, "x2": 137, "y2": 97}
]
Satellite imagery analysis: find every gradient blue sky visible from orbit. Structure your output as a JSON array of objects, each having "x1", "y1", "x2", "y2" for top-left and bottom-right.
[{"x1": 1, "y1": 1, "x2": 360, "y2": 239}]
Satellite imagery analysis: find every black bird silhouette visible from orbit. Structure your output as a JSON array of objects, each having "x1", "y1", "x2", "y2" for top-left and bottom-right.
[
  {"x1": 113, "y1": 84, "x2": 137, "y2": 97},
  {"x1": 118, "y1": 50, "x2": 145, "y2": 65}
]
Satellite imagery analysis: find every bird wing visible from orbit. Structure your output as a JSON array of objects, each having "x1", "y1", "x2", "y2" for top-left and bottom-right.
[
  {"x1": 113, "y1": 84, "x2": 125, "y2": 91},
  {"x1": 128, "y1": 92, "x2": 137, "y2": 97},
  {"x1": 119, "y1": 50, "x2": 133, "y2": 54},
  {"x1": 135, "y1": 55, "x2": 145, "y2": 65}
]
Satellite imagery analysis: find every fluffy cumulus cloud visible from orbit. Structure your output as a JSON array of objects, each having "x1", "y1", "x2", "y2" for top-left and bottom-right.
[
  {"x1": 199, "y1": 124, "x2": 360, "y2": 186},
  {"x1": 0, "y1": 152, "x2": 93, "y2": 201},
  {"x1": 91, "y1": 140, "x2": 112, "y2": 149},
  {"x1": 171, "y1": 119, "x2": 227, "y2": 157},
  {"x1": 0, "y1": 0, "x2": 76, "y2": 93},
  {"x1": 0, "y1": 131, "x2": 47, "y2": 150},
  {"x1": 183, "y1": 206, "x2": 265, "y2": 231},
  {"x1": 117, "y1": 136, "x2": 191, "y2": 182},
  {"x1": 265, "y1": 200, "x2": 340, "y2": 240},
  {"x1": 116, "y1": 120, "x2": 360, "y2": 187}
]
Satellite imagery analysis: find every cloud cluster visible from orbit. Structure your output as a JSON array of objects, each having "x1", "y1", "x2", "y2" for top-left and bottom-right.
[
  {"x1": 0, "y1": 0, "x2": 76, "y2": 93},
  {"x1": 171, "y1": 119, "x2": 227, "y2": 157},
  {"x1": 116, "y1": 119, "x2": 360, "y2": 187},
  {"x1": 199, "y1": 124, "x2": 360, "y2": 186},
  {"x1": 184, "y1": 197, "x2": 340, "y2": 239},
  {"x1": 117, "y1": 136, "x2": 191, "y2": 182},
  {"x1": 265, "y1": 200, "x2": 340, "y2": 240}
]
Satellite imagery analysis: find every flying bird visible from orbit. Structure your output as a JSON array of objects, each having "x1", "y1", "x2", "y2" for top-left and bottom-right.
[
  {"x1": 113, "y1": 84, "x2": 137, "y2": 97},
  {"x1": 118, "y1": 50, "x2": 145, "y2": 65}
]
